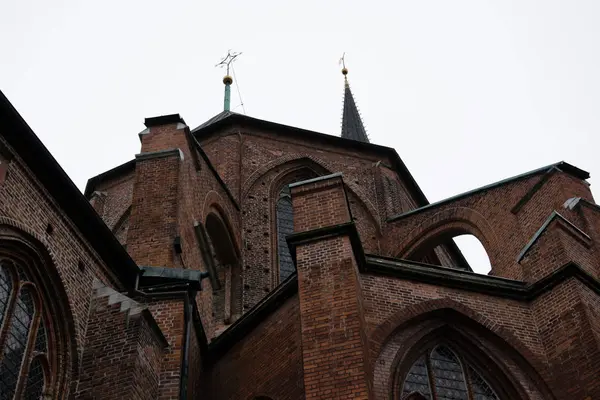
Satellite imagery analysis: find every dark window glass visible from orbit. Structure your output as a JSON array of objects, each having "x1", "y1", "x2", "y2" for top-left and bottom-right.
[
  {"x1": 467, "y1": 366, "x2": 498, "y2": 400},
  {"x1": 23, "y1": 357, "x2": 45, "y2": 400},
  {"x1": 277, "y1": 187, "x2": 295, "y2": 282},
  {"x1": 401, "y1": 345, "x2": 499, "y2": 400},
  {"x1": 430, "y1": 346, "x2": 468, "y2": 400},
  {"x1": 402, "y1": 355, "x2": 432, "y2": 399},
  {"x1": 0, "y1": 286, "x2": 35, "y2": 398},
  {"x1": 0, "y1": 265, "x2": 13, "y2": 326},
  {"x1": 0, "y1": 256, "x2": 51, "y2": 400}
]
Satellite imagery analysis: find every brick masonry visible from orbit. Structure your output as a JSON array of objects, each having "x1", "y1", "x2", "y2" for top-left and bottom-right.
[{"x1": 1, "y1": 99, "x2": 600, "y2": 400}]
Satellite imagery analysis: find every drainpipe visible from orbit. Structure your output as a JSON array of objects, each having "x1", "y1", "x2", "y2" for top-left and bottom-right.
[{"x1": 179, "y1": 290, "x2": 195, "y2": 400}]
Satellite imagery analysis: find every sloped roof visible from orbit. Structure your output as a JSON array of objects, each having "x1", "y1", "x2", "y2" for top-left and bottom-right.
[
  {"x1": 191, "y1": 110, "x2": 238, "y2": 132},
  {"x1": 341, "y1": 79, "x2": 369, "y2": 143},
  {"x1": 190, "y1": 110, "x2": 430, "y2": 209},
  {"x1": 0, "y1": 90, "x2": 140, "y2": 289}
]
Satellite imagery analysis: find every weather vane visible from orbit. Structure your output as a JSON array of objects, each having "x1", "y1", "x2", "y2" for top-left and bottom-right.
[
  {"x1": 216, "y1": 50, "x2": 242, "y2": 76},
  {"x1": 339, "y1": 52, "x2": 348, "y2": 76},
  {"x1": 216, "y1": 50, "x2": 243, "y2": 112}
]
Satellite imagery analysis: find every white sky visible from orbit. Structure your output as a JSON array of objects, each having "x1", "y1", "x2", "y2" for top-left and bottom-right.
[{"x1": 2, "y1": 0, "x2": 599, "y2": 273}]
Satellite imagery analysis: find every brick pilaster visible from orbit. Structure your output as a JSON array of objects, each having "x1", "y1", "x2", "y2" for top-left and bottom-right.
[
  {"x1": 289, "y1": 173, "x2": 373, "y2": 400},
  {"x1": 127, "y1": 115, "x2": 188, "y2": 269}
]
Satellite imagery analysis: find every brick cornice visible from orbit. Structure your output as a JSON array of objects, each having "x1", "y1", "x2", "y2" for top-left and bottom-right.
[
  {"x1": 202, "y1": 240, "x2": 600, "y2": 364},
  {"x1": 365, "y1": 257, "x2": 600, "y2": 301},
  {"x1": 135, "y1": 148, "x2": 184, "y2": 162},
  {"x1": 388, "y1": 162, "x2": 590, "y2": 223},
  {"x1": 286, "y1": 221, "x2": 366, "y2": 272}
]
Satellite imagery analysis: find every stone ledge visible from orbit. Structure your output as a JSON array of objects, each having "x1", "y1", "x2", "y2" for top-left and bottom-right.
[{"x1": 135, "y1": 148, "x2": 184, "y2": 162}]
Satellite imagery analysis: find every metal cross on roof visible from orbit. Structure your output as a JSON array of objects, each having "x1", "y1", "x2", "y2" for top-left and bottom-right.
[{"x1": 216, "y1": 50, "x2": 242, "y2": 76}]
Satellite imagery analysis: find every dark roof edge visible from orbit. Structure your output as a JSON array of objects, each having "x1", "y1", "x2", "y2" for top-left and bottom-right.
[
  {"x1": 192, "y1": 112, "x2": 429, "y2": 207},
  {"x1": 84, "y1": 159, "x2": 136, "y2": 198},
  {"x1": 192, "y1": 113, "x2": 401, "y2": 161},
  {"x1": 516, "y1": 211, "x2": 591, "y2": 263},
  {"x1": 188, "y1": 128, "x2": 240, "y2": 211},
  {"x1": 0, "y1": 90, "x2": 140, "y2": 289},
  {"x1": 207, "y1": 273, "x2": 298, "y2": 361},
  {"x1": 144, "y1": 113, "x2": 185, "y2": 128},
  {"x1": 388, "y1": 162, "x2": 590, "y2": 223},
  {"x1": 364, "y1": 256, "x2": 600, "y2": 301}
]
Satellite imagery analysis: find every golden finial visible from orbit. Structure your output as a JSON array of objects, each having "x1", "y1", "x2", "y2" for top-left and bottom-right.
[
  {"x1": 340, "y1": 52, "x2": 348, "y2": 75},
  {"x1": 223, "y1": 75, "x2": 233, "y2": 85}
]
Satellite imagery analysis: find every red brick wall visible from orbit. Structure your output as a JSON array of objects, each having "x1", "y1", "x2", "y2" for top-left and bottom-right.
[
  {"x1": 0, "y1": 136, "x2": 129, "y2": 396},
  {"x1": 128, "y1": 153, "x2": 181, "y2": 268},
  {"x1": 530, "y1": 278, "x2": 600, "y2": 399},
  {"x1": 206, "y1": 295, "x2": 305, "y2": 400},
  {"x1": 93, "y1": 169, "x2": 135, "y2": 232},
  {"x1": 291, "y1": 175, "x2": 373, "y2": 399},
  {"x1": 385, "y1": 169, "x2": 594, "y2": 281},
  {"x1": 147, "y1": 297, "x2": 185, "y2": 400},
  {"x1": 76, "y1": 289, "x2": 164, "y2": 400}
]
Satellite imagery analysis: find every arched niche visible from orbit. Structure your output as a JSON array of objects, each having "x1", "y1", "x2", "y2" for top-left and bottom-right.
[{"x1": 205, "y1": 210, "x2": 242, "y2": 325}]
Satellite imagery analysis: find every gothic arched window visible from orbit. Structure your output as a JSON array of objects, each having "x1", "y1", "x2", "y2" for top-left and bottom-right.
[
  {"x1": 401, "y1": 345, "x2": 498, "y2": 400},
  {"x1": 0, "y1": 259, "x2": 50, "y2": 400},
  {"x1": 276, "y1": 185, "x2": 295, "y2": 282}
]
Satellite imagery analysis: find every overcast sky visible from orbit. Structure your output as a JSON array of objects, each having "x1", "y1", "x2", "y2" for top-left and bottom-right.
[{"x1": 2, "y1": 0, "x2": 599, "y2": 273}]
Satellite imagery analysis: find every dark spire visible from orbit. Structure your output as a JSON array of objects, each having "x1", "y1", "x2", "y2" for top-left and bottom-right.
[{"x1": 340, "y1": 65, "x2": 369, "y2": 143}]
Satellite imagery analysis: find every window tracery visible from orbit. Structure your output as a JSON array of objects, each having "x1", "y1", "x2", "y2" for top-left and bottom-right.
[
  {"x1": 0, "y1": 259, "x2": 50, "y2": 400},
  {"x1": 401, "y1": 345, "x2": 498, "y2": 400}
]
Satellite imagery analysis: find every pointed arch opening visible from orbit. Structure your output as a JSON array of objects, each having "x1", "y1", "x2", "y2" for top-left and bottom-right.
[
  {"x1": 0, "y1": 257, "x2": 60, "y2": 399},
  {"x1": 400, "y1": 344, "x2": 499, "y2": 400},
  {"x1": 453, "y1": 235, "x2": 492, "y2": 274},
  {"x1": 0, "y1": 222, "x2": 78, "y2": 398},
  {"x1": 205, "y1": 211, "x2": 242, "y2": 325},
  {"x1": 405, "y1": 230, "x2": 492, "y2": 275},
  {"x1": 371, "y1": 304, "x2": 555, "y2": 400},
  {"x1": 392, "y1": 325, "x2": 529, "y2": 400}
]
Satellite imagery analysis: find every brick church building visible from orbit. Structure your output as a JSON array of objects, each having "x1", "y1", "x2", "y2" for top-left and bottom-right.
[{"x1": 0, "y1": 65, "x2": 599, "y2": 400}]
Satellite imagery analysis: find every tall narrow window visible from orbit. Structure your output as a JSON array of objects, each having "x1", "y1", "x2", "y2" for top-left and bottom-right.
[
  {"x1": 276, "y1": 185, "x2": 295, "y2": 281},
  {"x1": 401, "y1": 345, "x2": 498, "y2": 400},
  {"x1": 0, "y1": 259, "x2": 50, "y2": 400},
  {"x1": 0, "y1": 265, "x2": 13, "y2": 326}
]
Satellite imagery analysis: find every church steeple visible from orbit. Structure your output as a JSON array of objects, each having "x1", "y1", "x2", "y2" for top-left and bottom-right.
[{"x1": 340, "y1": 59, "x2": 369, "y2": 143}]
